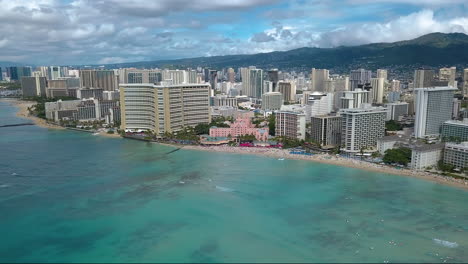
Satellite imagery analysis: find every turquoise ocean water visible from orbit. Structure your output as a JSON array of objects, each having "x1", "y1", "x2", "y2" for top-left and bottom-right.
[{"x1": 1, "y1": 100, "x2": 468, "y2": 263}]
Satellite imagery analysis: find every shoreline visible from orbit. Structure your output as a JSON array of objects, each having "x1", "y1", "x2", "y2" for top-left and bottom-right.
[
  {"x1": 171, "y1": 145, "x2": 468, "y2": 190},
  {"x1": 6, "y1": 98, "x2": 64, "y2": 130},
  {"x1": 4, "y1": 98, "x2": 468, "y2": 190}
]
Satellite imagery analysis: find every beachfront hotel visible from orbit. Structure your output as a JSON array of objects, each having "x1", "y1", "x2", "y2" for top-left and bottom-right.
[
  {"x1": 441, "y1": 119, "x2": 468, "y2": 141},
  {"x1": 119, "y1": 82, "x2": 210, "y2": 134},
  {"x1": 310, "y1": 115, "x2": 342, "y2": 149},
  {"x1": 443, "y1": 142, "x2": 468, "y2": 169},
  {"x1": 209, "y1": 113, "x2": 269, "y2": 141},
  {"x1": 414, "y1": 86, "x2": 457, "y2": 138},
  {"x1": 276, "y1": 111, "x2": 307, "y2": 140},
  {"x1": 339, "y1": 105, "x2": 387, "y2": 154}
]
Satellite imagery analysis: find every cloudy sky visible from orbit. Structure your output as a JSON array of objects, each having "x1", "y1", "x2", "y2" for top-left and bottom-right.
[{"x1": 0, "y1": 0, "x2": 467, "y2": 65}]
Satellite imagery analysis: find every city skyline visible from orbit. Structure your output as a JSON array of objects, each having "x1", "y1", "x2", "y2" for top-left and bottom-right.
[{"x1": 0, "y1": 0, "x2": 467, "y2": 65}]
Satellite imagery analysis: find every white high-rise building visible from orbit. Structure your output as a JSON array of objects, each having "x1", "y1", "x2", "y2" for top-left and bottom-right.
[
  {"x1": 240, "y1": 66, "x2": 263, "y2": 98},
  {"x1": 414, "y1": 86, "x2": 457, "y2": 138},
  {"x1": 276, "y1": 111, "x2": 306, "y2": 140},
  {"x1": 350, "y1": 69, "x2": 372, "y2": 90},
  {"x1": 385, "y1": 102, "x2": 409, "y2": 121},
  {"x1": 370, "y1": 77, "x2": 385, "y2": 104},
  {"x1": 261, "y1": 92, "x2": 283, "y2": 111},
  {"x1": 303, "y1": 92, "x2": 333, "y2": 117},
  {"x1": 325, "y1": 75, "x2": 349, "y2": 93},
  {"x1": 439, "y1": 67, "x2": 456, "y2": 87},
  {"x1": 339, "y1": 89, "x2": 371, "y2": 109},
  {"x1": 310, "y1": 68, "x2": 329, "y2": 92},
  {"x1": 119, "y1": 83, "x2": 210, "y2": 134},
  {"x1": 377, "y1": 69, "x2": 388, "y2": 81},
  {"x1": 391, "y1": 80, "x2": 401, "y2": 92},
  {"x1": 463, "y1": 69, "x2": 468, "y2": 97},
  {"x1": 413, "y1": 69, "x2": 434, "y2": 88},
  {"x1": 278, "y1": 81, "x2": 296, "y2": 102},
  {"x1": 340, "y1": 105, "x2": 387, "y2": 153}
]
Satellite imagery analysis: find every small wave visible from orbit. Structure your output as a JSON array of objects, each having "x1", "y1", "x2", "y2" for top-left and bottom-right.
[
  {"x1": 433, "y1": 238, "x2": 458, "y2": 248},
  {"x1": 11, "y1": 173, "x2": 17, "y2": 176},
  {"x1": 0, "y1": 184, "x2": 10, "y2": 188},
  {"x1": 215, "y1": 185, "x2": 233, "y2": 192}
]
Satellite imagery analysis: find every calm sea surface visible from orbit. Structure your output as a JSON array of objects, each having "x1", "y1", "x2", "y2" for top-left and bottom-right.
[{"x1": 1, "y1": 100, "x2": 468, "y2": 263}]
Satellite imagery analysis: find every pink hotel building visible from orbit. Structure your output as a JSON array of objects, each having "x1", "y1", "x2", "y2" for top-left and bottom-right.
[{"x1": 209, "y1": 114, "x2": 269, "y2": 141}]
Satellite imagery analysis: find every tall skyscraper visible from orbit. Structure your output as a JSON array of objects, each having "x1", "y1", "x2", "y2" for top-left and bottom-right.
[
  {"x1": 240, "y1": 67, "x2": 263, "y2": 98},
  {"x1": 414, "y1": 86, "x2": 457, "y2": 138},
  {"x1": 21, "y1": 76, "x2": 47, "y2": 97},
  {"x1": 209, "y1": 70, "x2": 218, "y2": 91},
  {"x1": 370, "y1": 77, "x2": 385, "y2": 104},
  {"x1": 8, "y1": 66, "x2": 32, "y2": 81},
  {"x1": 463, "y1": 69, "x2": 468, "y2": 97},
  {"x1": 350, "y1": 69, "x2": 372, "y2": 90},
  {"x1": 49, "y1": 66, "x2": 62, "y2": 80},
  {"x1": 413, "y1": 69, "x2": 434, "y2": 88},
  {"x1": 278, "y1": 81, "x2": 296, "y2": 102},
  {"x1": 376, "y1": 69, "x2": 388, "y2": 82},
  {"x1": 227, "y1": 68, "x2": 235, "y2": 83},
  {"x1": 120, "y1": 83, "x2": 210, "y2": 134},
  {"x1": 0, "y1": 67, "x2": 2, "y2": 81},
  {"x1": 310, "y1": 68, "x2": 329, "y2": 92},
  {"x1": 267, "y1": 69, "x2": 279, "y2": 92},
  {"x1": 340, "y1": 105, "x2": 387, "y2": 153},
  {"x1": 310, "y1": 115, "x2": 342, "y2": 149},
  {"x1": 276, "y1": 111, "x2": 306, "y2": 140},
  {"x1": 439, "y1": 67, "x2": 456, "y2": 87},
  {"x1": 391, "y1": 80, "x2": 401, "y2": 92},
  {"x1": 261, "y1": 92, "x2": 283, "y2": 111},
  {"x1": 79, "y1": 69, "x2": 117, "y2": 91}
]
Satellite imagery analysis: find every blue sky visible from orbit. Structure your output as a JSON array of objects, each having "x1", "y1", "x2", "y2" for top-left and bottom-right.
[{"x1": 0, "y1": 0, "x2": 467, "y2": 65}]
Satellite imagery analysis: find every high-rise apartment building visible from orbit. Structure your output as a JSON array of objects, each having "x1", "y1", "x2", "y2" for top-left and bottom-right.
[
  {"x1": 377, "y1": 69, "x2": 388, "y2": 81},
  {"x1": 79, "y1": 70, "x2": 116, "y2": 91},
  {"x1": 414, "y1": 86, "x2": 457, "y2": 138},
  {"x1": 463, "y1": 69, "x2": 468, "y2": 97},
  {"x1": 391, "y1": 80, "x2": 401, "y2": 92},
  {"x1": 119, "y1": 69, "x2": 162, "y2": 84},
  {"x1": 240, "y1": 66, "x2": 263, "y2": 98},
  {"x1": 439, "y1": 67, "x2": 456, "y2": 87},
  {"x1": 310, "y1": 68, "x2": 329, "y2": 92},
  {"x1": 120, "y1": 83, "x2": 210, "y2": 134},
  {"x1": 350, "y1": 69, "x2": 372, "y2": 90},
  {"x1": 339, "y1": 89, "x2": 371, "y2": 109},
  {"x1": 21, "y1": 76, "x2": 47, "y2": 97},
  {"x1": 267, "y1": 69, "x2": 279, "y2": 92},
  {"x1": 278, "y1": 81, "x2": 296, "y2": 102},
  {"x1": 9, "y1": 66, "x2": 32, "y2": 81},
  {"x1": 227, "y1": 68, "x2": 235, "y2": 83},
  {"x1": 49, "y1": 66, "x2": 62, "y2": 80},
  {"x1": 413, "y1": 69, "x2": 434, "y2": 88},
  {"x1": 324, "y1": 76, "x2": 349, "y2": 93},
  {"x1": 370, "y1": 77, "x2": 385, "y2": 104},
  {"x1": 340, "y1": 106, "x2": 387, "y2": 153},
  {"x1": 384, "y1": 102, "x2": 409, "y2": 121},
  {"x1": 261, "y1": 92, "x2": 283, "y2": 111},
  {"x1": 276, "y1": 111, "x2": 306, "y2": 140},
  {"x1": 310, "y1": 115, "x2": 342, "y2": 149}
]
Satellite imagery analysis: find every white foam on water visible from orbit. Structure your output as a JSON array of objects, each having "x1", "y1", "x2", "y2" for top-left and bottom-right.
[
  {"x1": 433, "y1": 238, "x2": 459, "y2": 248},
  {"x1": 0, "y1": 184, "x2": 10, "y2": 188},
  {"x1": 215, "y1": 185, "x2": 233, "y2": 192}
]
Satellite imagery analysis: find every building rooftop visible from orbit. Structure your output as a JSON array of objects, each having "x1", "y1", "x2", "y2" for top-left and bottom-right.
[
  {"x1": 413, "y1": 86, "x2": 458, "y2": 91},
  {"x1": 411, "y1": 143, "x2": 445, "y2": 152},
  {"x1": 378, "y1": 135, "x2": 410, "y2": 142}
]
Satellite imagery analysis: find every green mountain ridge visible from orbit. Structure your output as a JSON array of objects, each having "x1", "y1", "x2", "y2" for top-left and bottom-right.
[{"x1": 100, "y1": 32, "x2": 468, "y2": 71}]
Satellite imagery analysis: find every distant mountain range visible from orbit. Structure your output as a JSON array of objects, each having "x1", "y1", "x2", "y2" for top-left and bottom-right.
[{"x1": 2, "y1": 32, "x2": 468, "y2": 72}]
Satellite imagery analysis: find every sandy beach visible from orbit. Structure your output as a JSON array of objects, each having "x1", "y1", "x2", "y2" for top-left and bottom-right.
[
  {"x1": 6, "y1": 99, "x2": 64, "y2": 130},
  {"x1": 4, "y1": 98, "x2": 468, "y2": 190}
]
